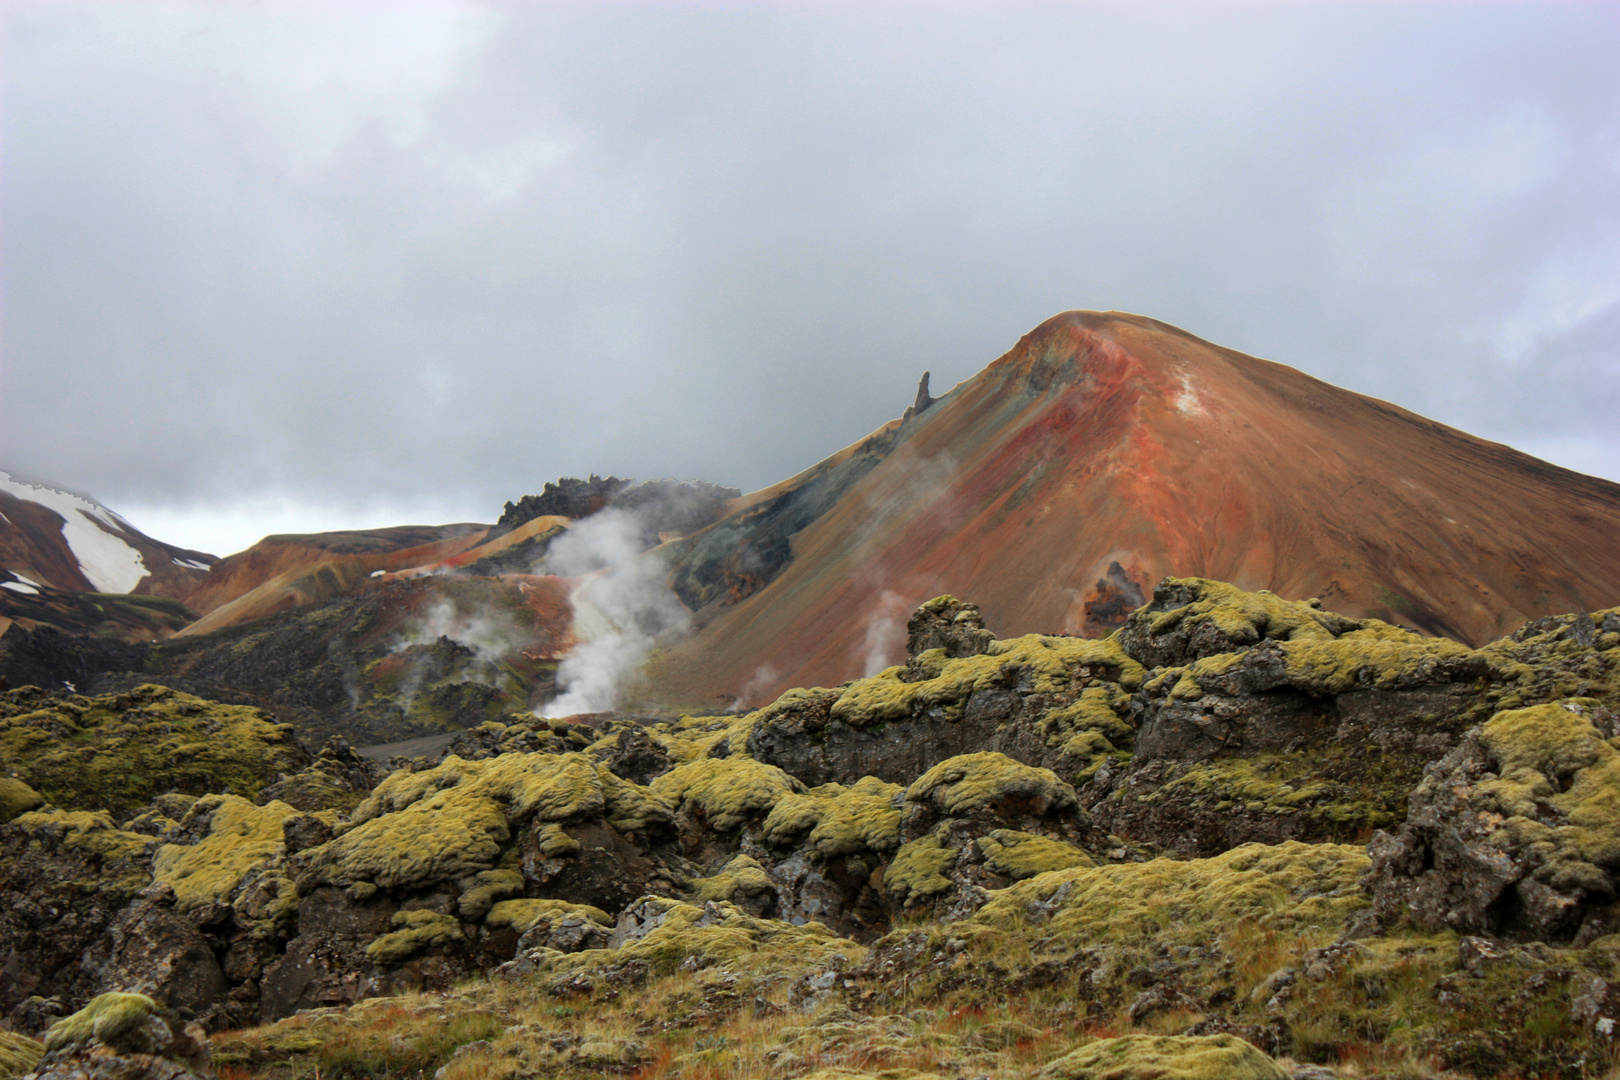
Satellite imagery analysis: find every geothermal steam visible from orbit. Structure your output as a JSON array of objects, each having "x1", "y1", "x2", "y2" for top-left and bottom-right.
[{"x1": 539, "y1": 508, "x2": 689, "y2": 717}]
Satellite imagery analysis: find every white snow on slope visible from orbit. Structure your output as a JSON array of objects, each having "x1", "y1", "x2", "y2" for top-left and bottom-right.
[
  {"x1": 172, "y1": 556, "x2": 212, "y2": 571},
  {"x1": 1, "y1": 471, "x2": 149, "y2": 593},
  {"x1": 1, "y1": 580, "x2": 39, "y2": 595}
]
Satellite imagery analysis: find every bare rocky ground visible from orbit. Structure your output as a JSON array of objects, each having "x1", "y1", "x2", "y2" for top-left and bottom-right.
[{"x1": 3, "y1": 579, "x2": 1620, "y2": 1079}]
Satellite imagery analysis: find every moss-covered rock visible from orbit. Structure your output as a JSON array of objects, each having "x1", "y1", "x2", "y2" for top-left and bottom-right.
[
  {"x1": 1367, "y1": 699, "x2": 1620, "y2": 941},
  {"x1": 153, "y1": 795, "x2": 299, "y2": 932},
  {"x1": 974, "y1": 829, "x2": 1093, "y2": 879},
  {"x1": 906, "y1": 752, "x2": 1077, "y2": 821},
  {"x1": 691, "y1": 854, "x2": 777, "y2": 906},
  {"x1": 0, "y1": 776, "x2": 43, "y2": 824},
  {"x1": 366, "y1": 910, "x2": 465, "y2": 963},
  {"x1": 304, "y1": 751, "x2": 672, "y2": 891},
  {"x1": 831, "y1": 633, "x2": 1145, "y2": 729},
  {"x1": 33, "y1": 991, "x2": 213, "y2": 1080},
  {"x1": 651, "y1": 756, "x2": 803, "y2": 833},
  {"x1": 531, "y1": 896, "x2": 852, "y2": 981},
  {"x1": 760, "y1": 776, "x2": 904, "y2": 857},
  {"x1": 1037, "y1": 1033, "x2": 1289, "y2": 1080},
  {"x1": 0, "y1": 1030, "x2": 43, "y2": 1080},
  {"x1": 969, "y1": 841, "x2": 1369, "y2": 946},
  {"x1": 1117, "y1": 577, "x2": 1381, "y2": 669},
  {"x1": 886, "y1": 826, "x2": 962, "y2": 908},
  {"x1": 0, "y1": 684, "x2": 308, "y2": 818},
  {"x1": 484, "y1": 896, "x2": 611, "y2": 933},
  {"x1": 9, "y1": 808, "x2": 150, "y2": 864}
]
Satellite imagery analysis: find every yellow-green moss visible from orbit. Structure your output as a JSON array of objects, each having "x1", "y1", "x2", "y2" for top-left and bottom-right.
[
  {"x1": 1278, "y1": 632, "x2": 1485, "y2": 696},
  {"x1": 42, "y1": 992, "x2": 158, "y2": 1053},
  {"x1": 650, "y1": 712, "x2": 761, "y2": 765},
  {"x1": 0, "y1": 685, "x2": 305, "y2": 818},
  {"x1": 760, "y1": 776, "x2": 904, "y2": 856},
  {"x1": 484, "y1": 897, "x2": 612, "y2": 933},
  {"x1": 0, "y1": 1030, "x2": 43, "y2": 1079},
  {"x1": 905, "y1": 752, "x2": 1076, "y2": 817},
  {"x1": 1470, "y1": 701, "x2": 1620, "y2": 893},
  {"x1": 969, "y1": 841, "x2": 1369, "y2": 948},
  {"x1": 1039, "y1": 685, "x2": 1133, "y2": 764},
  {"x1": 456, "y1": 868, "x2": 524, "y2": 920},
  {"x1": 10, "y1": 809, "x2": 149, "y2": 863},
  {"x1": 152, "y1": 795, "x2": 298, "y2": 926},
  {"x1": 311, "y1": 752, "x2": 672, "y2": 891},
  {"x1": 1138, "y1": 578, "x2": 1368, "y2": 650},
  {"x1": 650, "y1": 756, "x2": 804, "y2": 832},
  {"x1": 0, "y1": 776, "x2": 43, "y2": 824},
  {"x1": 829, "y1": 634, "x2": 1145, "y2": 729},
  {"x1": 887, "y1": 827, "x2": 961, "y2": 907},
  {"x1": 976, "y1": 829, "x2": 1093, "y2": 879},
  {"x1": 532, "y1": 898, "x2": 850, "y2": 979},
  {"x1": 366, "y1": 910, "x2": 464, "y2": 963},
  {"x1": 692, "y1": 854, "x2": 776, "y2": 902},
  {"x1": 534, "y1": 821, "x2": 582, "y2": 857},
  {"x1": 1153, "y1": 751, "x2": 1408, "y2": 835},
  {"x1": 1038, "y1": 1033, "x2": 1289, "y2": 1080}
]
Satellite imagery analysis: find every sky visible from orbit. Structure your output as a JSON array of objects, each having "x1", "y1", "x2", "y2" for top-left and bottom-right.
[{"x1": 1, "y1": 2, "x2": 1616, "y2": 558}]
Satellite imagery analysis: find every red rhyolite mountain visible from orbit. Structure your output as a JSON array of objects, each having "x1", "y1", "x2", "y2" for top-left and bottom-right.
[{"x1": 646, "y1": 310, "x2": 1620, "y2": 708}]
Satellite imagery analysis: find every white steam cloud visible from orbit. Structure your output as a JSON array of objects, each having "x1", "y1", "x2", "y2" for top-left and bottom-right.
[
  {"x1": 539, "y1": 508, "x2": 690, "y2": 717},
  {"x1": 395, "y1": 598, "x2": 522, "y2": 666},
  {"x1": 387, "y1": 598, "x2": 524, "y2": 709},
  {"x1": 859, "y1": 589, "x2": 911, "y2": 677}
]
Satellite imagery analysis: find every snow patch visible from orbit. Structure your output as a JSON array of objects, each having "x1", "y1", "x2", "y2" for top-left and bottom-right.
[
  {"x1": 1, "y1": 581, "x2": 39, "y2": 595},
  {"x1": 1174, "y1": 372, "x2": 1208, "y2": 417},
  {"x1": 0, "y1": 471, "x2": 149, "y2": 592},
  {"x1": 171, "y1": 557, "x2": 212, "y2": 571}
]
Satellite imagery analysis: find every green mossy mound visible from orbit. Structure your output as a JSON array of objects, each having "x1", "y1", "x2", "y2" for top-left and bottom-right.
[
  {"x1": 306, "y1": 752, "x2": 673, "y2": 891},
  {"x1": 760, "y1": 776, "x2": 904, "y2": 856},
  {"x1": 9, "y1": 808, "x2": 150, "y2": 864},
  {"x1": 651, "y1": 755, "x2": 804, "y2": 832},
  {"x1": 152, "y1": 794, "x2": 300, "y2": 935},
  {"x1": 886, "y1": 826, "x2": 962, "y2": 907},
  {"x1": 906, "y1": 752, "x2": 1077, "y2": 819},
  {"x1": 0, "y1": 1031, "x2": 43, "y2": 1080},
  {"x1": 0, "y1": 776, "x2": 43, "y2": 823},
  {"x1": 484, "y1": 897, "x2": 612, "y2": 933},
  {"x1": 975, "y1": 829, "x2": 1094, "y2": 879},
  {"x1": 830, "y1": 634, "x2": 1146, "y2": 729},
  {"x1": 1038, "y1": 1034, "x2": 1289, "y2": 1080},
  {"x1": 366, "y1": 910, "x2": 465, "y2": 963},
  {"x1": 532, "y1": 897, "x2": 851, "y2": 982},
  {"x1": 0, "y1": 684, "x2": 307, "y2": 818},
  {"x1": 691, "y1": 854, "x2": 777, "y2": 903},
  {"x1": 968, "y1": 841, "x2": 1368, "y2": 946},
  {"x1": 42, "y1": 992, "x2": 159, "y2": 1054},
  {"x1": 1118, "y1": 578, "x2": 1383, "y2": 666},
  {"x1": 1476, "y1": 701, "x2": 1620, "y2": 885}
]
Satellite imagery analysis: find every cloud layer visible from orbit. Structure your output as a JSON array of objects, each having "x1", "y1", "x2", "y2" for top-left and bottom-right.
[{"x1": 2, "y1": 3, "x2": 1616, "y2": 554}]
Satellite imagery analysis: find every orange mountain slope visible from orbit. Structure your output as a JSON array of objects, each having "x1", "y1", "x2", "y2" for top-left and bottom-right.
[
  {"x1": 648, "y1": 310, "x2": 1620, "y2": 708},
  {"x1": 178, "y1": 524, "x2": 491, "y2": 633}
]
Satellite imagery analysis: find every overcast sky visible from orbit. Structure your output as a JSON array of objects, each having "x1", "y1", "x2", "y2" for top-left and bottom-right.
[{"x1": 2, "y1": 2, "x2": 1617, "y2": 557}]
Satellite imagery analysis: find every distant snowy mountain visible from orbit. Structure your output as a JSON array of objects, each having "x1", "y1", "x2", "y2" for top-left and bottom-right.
[{"x1": 0, "y1": 471, "x2": 216, "y2": 601}]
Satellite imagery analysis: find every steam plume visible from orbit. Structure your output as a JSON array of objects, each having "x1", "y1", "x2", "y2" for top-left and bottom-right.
[{"x1": 539, "y1": 508, "x2": 689, "y2": 717}]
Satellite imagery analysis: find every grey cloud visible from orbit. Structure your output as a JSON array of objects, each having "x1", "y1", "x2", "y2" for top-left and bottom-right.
[{"x1": 1, "y1": 3, "x2": 1615, "y2": 553}]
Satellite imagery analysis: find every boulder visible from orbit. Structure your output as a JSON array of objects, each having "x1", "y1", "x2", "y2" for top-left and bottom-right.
[
  {"x1": 27, "y1": 993, "x2": 213, "y2": 1080},
  {"x1": 1365, "y1": 700, "x2": 1620, "y2": 942}
]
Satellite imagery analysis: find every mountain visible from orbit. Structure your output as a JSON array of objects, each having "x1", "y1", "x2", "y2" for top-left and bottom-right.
[
  {"x1": 0, "y1": 472, "x2": 219, "y2": 641},
  {"x1": 648, "y1": 310, "x2": 1620, "y2": 708},
  {"x1": 178, "y1": 523, "x2": 493, "y2": 629},
  {"x1": 0, "y1": 471, "x2": 215, "y2": 599}
]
